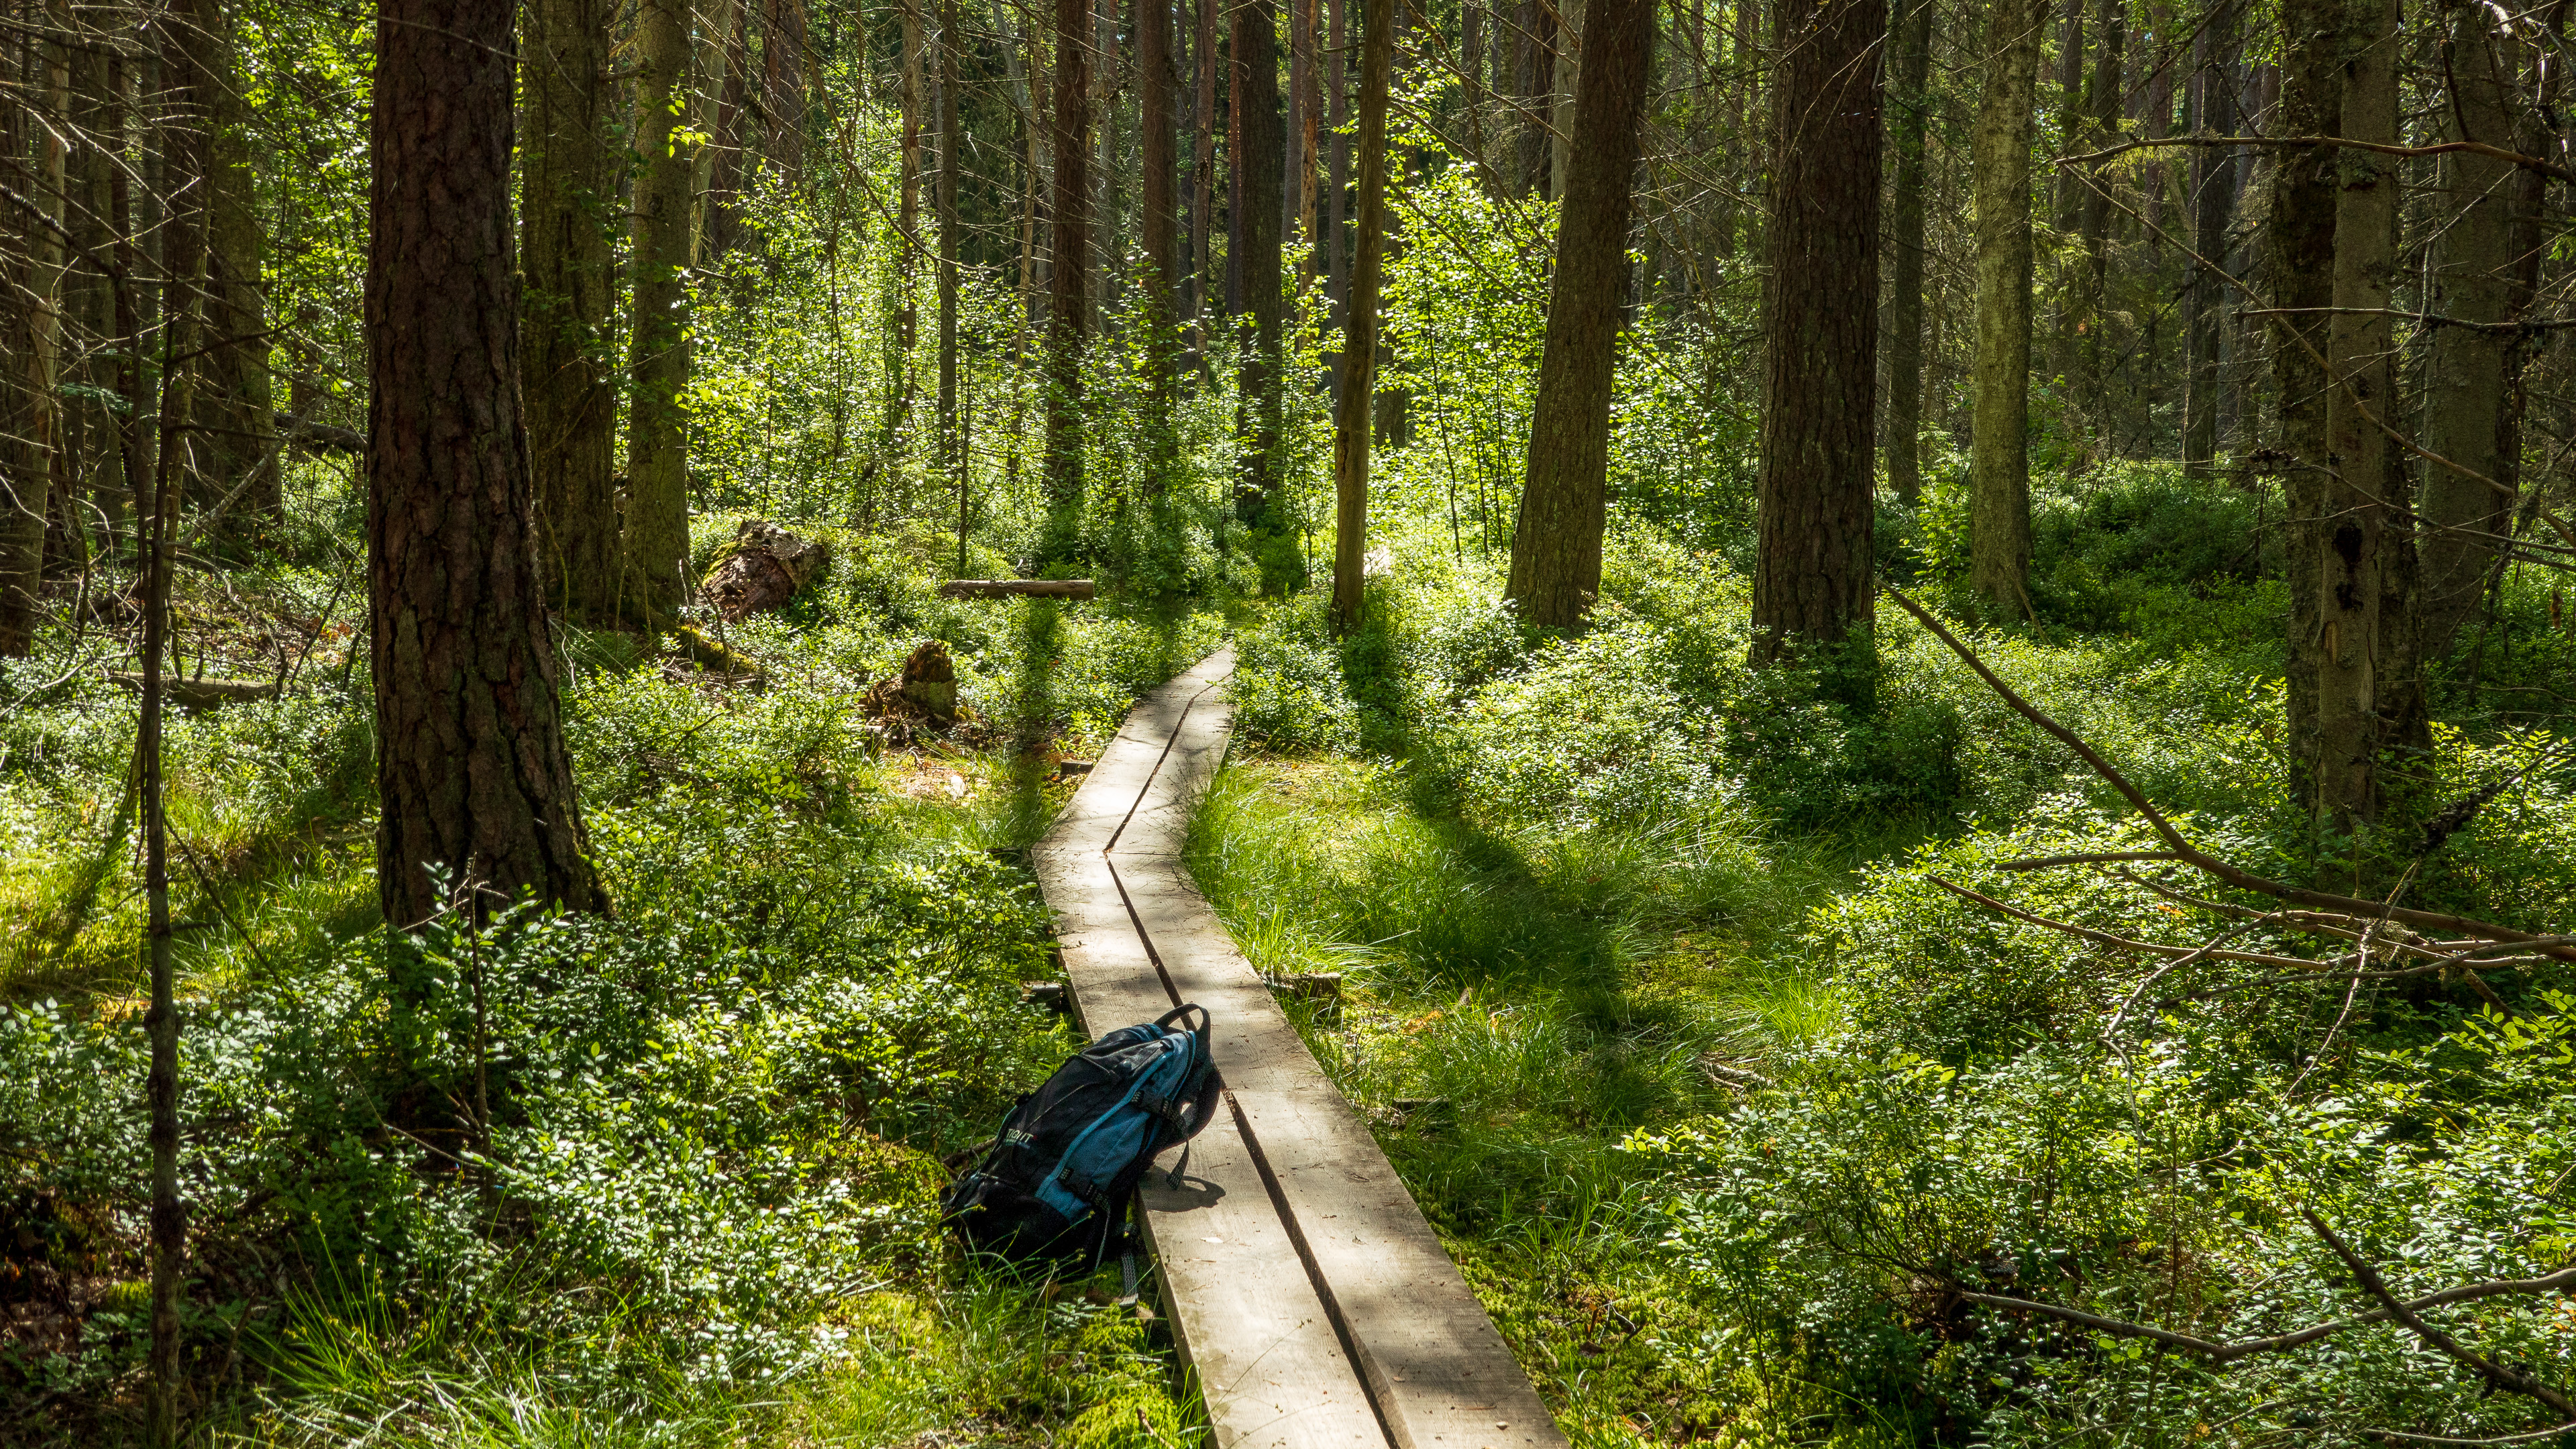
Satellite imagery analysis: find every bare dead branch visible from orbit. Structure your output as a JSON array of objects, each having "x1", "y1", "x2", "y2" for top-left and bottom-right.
[
  {"x1": 1881, "y1": 588, "x2": 2576, "y2": 963},
  {"x1": 2304, "y1": 1208, "x2": 2576, "y2": 1419}
]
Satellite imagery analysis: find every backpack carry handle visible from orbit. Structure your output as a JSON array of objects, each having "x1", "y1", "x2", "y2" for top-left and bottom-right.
[{"x1": 1156, "y1": 1002, "x2": 1210, "y2": 1037}]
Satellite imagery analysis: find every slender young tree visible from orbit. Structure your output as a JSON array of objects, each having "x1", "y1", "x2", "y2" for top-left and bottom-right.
[
  {"x1": 2419, "y1": 5, "x2": 2520, "y2": 655},
  {"x1": 1044, "y1": 0, "x2": 1091, "y2": 559},
  {"x1": 1331, "y1": 0, "x2": 1393, "y2": 635},
  {"x1": 203, "y1": 13, "x2": 276, "y2": 530},
  {"x1": 1881, "y1": 0, "x2": 1933, "y2": 504},
  {"x1": 1232, "y1": 0, "x2": 1286, "y2": 527},
  {"x1": 1191, "y1": 0, "x2": 1216, "y2": 350},
  {"x1": 1503, "y1": 0, "x2": 1652, "y2": 629},
  {"x1": 521, "y1": 0, "x2": 621, "y2": 619},
  {"x1": 940, "y1": 0, "x2": 964, "y2": 515},
  {"x1": 625, "y1": 0, "x2": 693, "y2": 621},
  {"x1": 147, "y1": 14, "x2": 211, "y2": 1434},
  {"x1": 690, "y1": 0, "x2": 746, "y2": 264},
  {"x1": 1752, "y1": 0, "x2": 1886, "y2": 684},
  {"x1": 369, "y1": 0, "x2": 604, "y2": 929},
  {"x1": 1968, "y1": 0, "x2": 2044, "y2": 614}
]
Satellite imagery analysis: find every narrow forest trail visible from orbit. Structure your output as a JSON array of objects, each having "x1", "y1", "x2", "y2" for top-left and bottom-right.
[{"x1": 1033, "y1": 648, "x2": 1568, "y2": 1449}]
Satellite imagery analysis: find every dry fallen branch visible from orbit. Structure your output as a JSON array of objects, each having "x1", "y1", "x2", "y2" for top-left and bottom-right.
[
  {"x1": 1882, "y1": 588, "x2": 2576, "y2": 964},
  {"x1": 2303, "y1": 1208, "x2": 2576, "y2": 1419},
  {"x1": 1960, "y1": 1261, "x2": 2576, "y2": 1368}
]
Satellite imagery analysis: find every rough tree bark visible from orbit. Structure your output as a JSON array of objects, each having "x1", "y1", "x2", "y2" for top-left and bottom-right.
[
  {"x1": 1548, "y1": 0, "x2": 1583, "y2": 200},
  {"x1": 1191, "y1": 0, "x2": 1216, "y2": 347},
  {"x1": 1968, "y1": 0, "x2": 2045, "y2": 615},
  {"x1": 2418, "y1": 3, "x2": 2520, "y2": 657},
  {"x1": 521, "y1": 0, "x2": 621, "y2": 621},
  {"x1": 2268, "y1": 0, "x2": 2339, "y2": 814},
  {"x1": 203, "y1": 13, "x2": 276, "y2": 531},
  {"x1": 1044, "y1": 0, "x2": 1091, "y2": 560},
  {"x1": 2182, "y1": 1, "x2": 2238, "y2": 476},
  {"x1": 1140, "y1": 0, "x2": 1180, "y2": 488},
  {"x1": 1752, "y1": 0, "x2": 1884, "y2": 688},
  {"x1": 1881, "y1": 0, "x2": 1933, "y2": 504},
  {"x1": 690, "y1": 0, "x2": 745, "y2": 265},
  {"x1": 2313, "y1": 0, "x2": 2420, "y2": 827},
  {"x1": 1330, "y1": 0, "x2": 1393, "y2": 636},
  {"x1": 1503, "y1": 0, "x2": 1651, "y2": 629},
  {"x1": 1232, "y1": 0, "x2": 1286, "y2": 527},
  {"x1": 369, "y1": 0, "x2": 604, "y2": 928},
  {"x1": 625, "y1": 0, "x2": 694, "y2": 622},
  {"x1": 0, "y1": 0, "x2": 68, "y2": 656},
  {"x1": 2068, "y1": 0, "x2": 2124, "y2": 431}
]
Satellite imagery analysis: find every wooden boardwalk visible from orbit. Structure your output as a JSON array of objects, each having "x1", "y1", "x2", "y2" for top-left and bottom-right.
[{"x1": 1032, "y1": 648, "x2": 1568, "y2": 1449}]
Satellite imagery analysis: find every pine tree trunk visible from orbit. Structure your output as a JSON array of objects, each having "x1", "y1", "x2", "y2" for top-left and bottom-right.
[
  {"x1": 370, "y1": 0, "x2": 603, "y2": 930},
  {"x1": 691, "y1": 0, "x2": 747, "y2": 266},
  {"x1": 1327, "y1": 0, "x2": 1348, "y2": 311},
  {"x1": 1881, "y1": 0, "x2": 1932, "y2": 504},
  {"x1": 2312, "y1": 0, "x2": 2410, "y2": 827},
  {"x1": 2182, "y1": 2, "x2": 2238, "y2": 476},
  {"x1": 1968, "y1": 0, "x2": 2043, "y2": 614},
  {"x1": 2418, "y1": 5, "x2": 2519, "y2": 657},
  {"x1": 1332, "y1": 0, "x2": 1394, "y2": 635},
  {"x1": 625, "y1": 0, "x2": 694, "y2": 621},
  {"x1": 1753, "y1": 0, "x2": 1884, "y2": 684},
  {"x1": 203, "y1": 12, "x2": 276, "y2": 533},
  {"x1": 1504, "y1": 0, "x2": 1650, "y2": 629},
  {"x1": 0, "y1": 0, "x2": 68, "y2": 656},
  {"x1": 1548, "y1": 0, "x2": 1583, "y2": 201},
  {"x1": 522, "y1": 0, "x2": 621, "y2": 621},
  {"x1": 2269, "y1": 0, "x2": 2338, "y2": 814},
  {"x1": 1231, "y1": 0, "x2": 1286, "y2": 527},
  {"x1": 2068, "y1": 0, "x2": 2123, "y2": 436},
  {"x1": 1191, "y1": 0, "x2": 1216, "y2": 347},
  {"x1": 1140, "y1": 0, "x2": 1180, "y2": 485},
  {"x1": 1044, "y1": 0, "x2": 1091, "y2": 558}
]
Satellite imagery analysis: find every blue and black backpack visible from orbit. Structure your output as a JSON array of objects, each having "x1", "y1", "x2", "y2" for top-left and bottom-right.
[{"x1": 939, "y1": 1003, "x2": 1222, "y2": 1263}]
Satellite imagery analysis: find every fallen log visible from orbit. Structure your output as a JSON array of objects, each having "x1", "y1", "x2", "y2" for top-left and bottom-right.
[
  {"x1": 934, "y1": 579, "x2": 1095, "y2": 600},
  {"x1": 672, "y1": 623, "x2": 765, "y2": 686},
  {"x1": 704, "y1": 519, "x2": 830, "y2": 621},
  {"x1": 107, "y1": 673, "x2": 280, "y2": 710}
]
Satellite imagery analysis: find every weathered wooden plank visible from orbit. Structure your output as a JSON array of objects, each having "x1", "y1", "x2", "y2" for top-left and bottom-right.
[
  {"x1": 1112, "y1": 860, "x2": 1566, "y2": 1449},
  {"x1": 1046, "y1": 655, "x2": 1227, "y2": 855}
]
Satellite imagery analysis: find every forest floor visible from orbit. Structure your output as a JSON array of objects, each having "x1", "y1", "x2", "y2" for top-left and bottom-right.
[{"x1": 5, "y1": 472, "x2": 2576, "y2": 1448}]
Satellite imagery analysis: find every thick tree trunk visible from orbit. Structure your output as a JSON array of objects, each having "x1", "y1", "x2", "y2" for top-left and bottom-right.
[
  {"x1": 1288, "y1": 0, "x2": 1313, "y2": 249},
  {"x1": 1232, "y1": 0, "x2": 1286, "y2": 527},
  {"x1": 0, "y1": 0, "x2": 68, "y2": 656},
  {"x1": 2268, "y1": 0, "x2": 2338, "y2": 814},
  {"x1": 1881, "y1": 0, "x2": 1932, "y2": 504},
  {"x1": 1044, "y1": 0, "x2": 1091, "y2": 559},
  {"x1": 1752, "y1": 0, "x2": 1884, "y2": 685},
  {"x1": 1968, "y1": 0, "x2": 2044, "y2": 614},
  {"x1": 522, "y1": 0, "x2": 622, "y2": 621},
  {"x1": 1327, "y1": 0, "x2": 1348, "y2": 311},
  {"x1": 2182, "y1": 2, "x2": 2238, "y2": 476},
  {"x1": 1331, "y1": 0, "x2": 1393, "y2": 635},
  {"x1": 625, "y1": 0, "x2": 694, "y2": 621},
  {"x1": 2418, "y1": 5, "x2": 2520, "y2": 657},
  {"x1": 2312, "y1": 0, "x2": 2415, "y2": 827},
  {"x1": 1509, "y1": 0, "x2": 1551, "y2": 197},
  {"x1": 1503, "y1": 0, "x2": 1650, "y2": 629},
  {"x1": 369, "y1": 0, "x2": 603, "y2": 928}
]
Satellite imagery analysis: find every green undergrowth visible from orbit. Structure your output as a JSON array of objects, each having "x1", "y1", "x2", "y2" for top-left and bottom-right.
[
  {"x1": 1197, "y1": 494, "x2": 2576, "y2": 1448},
  {"x1": 0, "y1": 531, "x2": 1226, "y2": 1445}
]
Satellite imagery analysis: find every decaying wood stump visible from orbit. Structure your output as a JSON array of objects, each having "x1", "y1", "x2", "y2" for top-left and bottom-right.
[
  {"x1": 861, "y1": 639, "x2": 962, "y2": 741},
  {"x1": 898, "y1": 639, "x2": 957, "y2": 724},
  {"x1": 703, "y1": 519, "x2": 830, "y2": 621}
]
